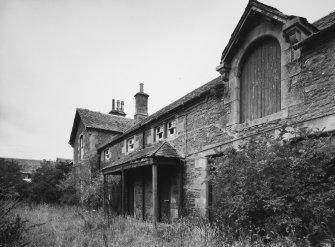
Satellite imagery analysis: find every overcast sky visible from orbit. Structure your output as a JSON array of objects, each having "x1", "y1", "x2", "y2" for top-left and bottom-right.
[{"x1": 0, "y1": 0, "x2": 334, "y2": 160}]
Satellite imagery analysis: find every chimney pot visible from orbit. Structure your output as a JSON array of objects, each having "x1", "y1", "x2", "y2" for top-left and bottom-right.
[
  {"x1": 109, "y1": 99, "x2": 126, "y2": 117},
  {"x1": 121, "y1": 101, "x2": 124, "y2": 112},
  {"x1": 117, "y1": 100, "x2": 120, "y2": 110},
  {"x1": 140, "y1": 83, "x2": 144, "y2": 93}
]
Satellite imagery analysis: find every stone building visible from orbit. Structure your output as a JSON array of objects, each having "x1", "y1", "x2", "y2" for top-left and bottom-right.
[
  {"x1": 69, "y1": 1, "x2": 335, "y2": 222},
  {"x1": 68, "y1": 103, "x2": 136, "y2": 196}
]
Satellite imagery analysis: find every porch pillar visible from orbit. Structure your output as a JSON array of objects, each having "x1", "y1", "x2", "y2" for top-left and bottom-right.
[
  {"x1": 121, "y1": 168, "x2": 125, "y2": 216},
  {"x1": 178, "y1": 162, "x2": 183, "y2": 217},
  {"x1": 152, "y1": 164, "x2": 158, "y2": 224},
  {"x1": 142, "y1": 169, "x2": 145, "y2": 221}
]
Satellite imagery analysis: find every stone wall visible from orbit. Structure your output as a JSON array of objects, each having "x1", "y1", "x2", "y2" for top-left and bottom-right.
[{"x1": 101, "y1": 31, "x2": 335, "y2": 218}]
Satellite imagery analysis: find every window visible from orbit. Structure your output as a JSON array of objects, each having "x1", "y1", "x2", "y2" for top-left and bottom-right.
[
  {"x1": 240, "y1": 37, "x2": 281, "y2": 123},
  {"x1": 167, "y1": 120, "x2": 176, "y2": 137},
  {"x1": 154, "y1": 119, "x2": 177, "y2": 142},
  {"x1": 155, "y1": 125, "x2": 164, "y2": 141},
  {"x1": 104, "y1": 148, "x2": 110, "y2": 160},
  {"x1": 79, "y1": 135, "x2": 84, "y2": 160},
  {"x1": 127, "y1": 137, "x2": 134, "y2": 152}
]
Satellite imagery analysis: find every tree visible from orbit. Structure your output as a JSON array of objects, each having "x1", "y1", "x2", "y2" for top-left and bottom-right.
[
  {"x1": 57, "y1": 171, "x2": 79, "y2": 205},
  {"x1": 30, "y1": 160, "x2": 72, "y2": 203},
  {"x1": 209, "y1": 126, "x2": 335, "y2": 245},
  {"x1": 0, "y1": 159, "x2": 23, "y2": 199}
]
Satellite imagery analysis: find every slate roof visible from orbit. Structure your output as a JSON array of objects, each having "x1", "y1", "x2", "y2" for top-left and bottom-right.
[
  {"x1": 294, "y1": 10, "x2": 335, "y2": 50},
  {"x1": 102, "y1": 142, "x2": 181, "y2": 170},
  {"x1": 98, "y1": 76, "x2": 222, "y2": 150},
  {"x1": 69, "y1": 108, "x2": 136, "y2": 146},
  {"x1": 313, "y1": 10, "x2": 335, "y2": 30},
  {"x1": 219, "y1": 0, "x2": 289, "y2": 64}
]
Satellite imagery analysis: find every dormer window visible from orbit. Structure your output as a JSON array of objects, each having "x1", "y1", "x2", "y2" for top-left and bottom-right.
[
  {"x1": 127, "y1": 137, "x2": 134, "y2": 152},
  {"x1": 79, "y1": 135, "x2": 84, "y2": 160},
  {"x1": 155, "y1": 125, "x2": 164, "y2": 141},
  {"x1": 167, "y1": 120, "x2": 176, "y2": 137},
  {"x1": 104, "y1": 148, "x2": 110, "y2": 160}
]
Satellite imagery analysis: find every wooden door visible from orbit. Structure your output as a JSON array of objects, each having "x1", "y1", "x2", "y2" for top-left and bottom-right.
[
  {"x1": 159, "y1": 168, "x2": 171, "y2": 222},
  {"x1": 240, "y1": 37, "x2": 281, "y2": 122}
]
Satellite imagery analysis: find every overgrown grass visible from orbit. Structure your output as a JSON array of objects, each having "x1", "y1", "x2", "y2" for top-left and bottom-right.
[{"x1": 12, "y1": 203, "x2": 318, "y2": 247}]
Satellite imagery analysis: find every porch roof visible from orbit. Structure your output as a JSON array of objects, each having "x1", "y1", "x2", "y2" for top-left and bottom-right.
[{"x1": 102, "y1": 142, "x2": 182, "y2": 174}]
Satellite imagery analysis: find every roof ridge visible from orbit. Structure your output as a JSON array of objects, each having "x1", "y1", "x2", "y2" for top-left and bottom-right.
[
  {"x1": 152, "y1": 141, "x2": 167, "y2": 156},
  {"x1": 77, "y1": 108, "x2": 134, "y2": 121}
]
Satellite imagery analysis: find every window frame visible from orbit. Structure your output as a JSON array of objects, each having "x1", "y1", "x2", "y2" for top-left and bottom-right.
[
  {"x1": 104, "y1": 148, "x2": 110, "y2": 160},
  {"x1": 155, "y1": 124, "x2": 164, "y2": 142},
  {"x1": 127, "y1": 136, "x2": 135, "y2": 152},
  {"x1": 167, "y1": 119, "x2": 176, "y2": 137},
  {"x1": 79, "y1": 134, "x2": 84, "y2": 160}
]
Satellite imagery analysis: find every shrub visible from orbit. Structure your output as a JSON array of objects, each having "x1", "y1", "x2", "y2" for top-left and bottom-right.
[
  {"x1": 0, "y1": 159, "x2": 23, "y2": 199},
  {"x1": 209, "y1": 126, "x2": 335, "y2": 245},
  {"x1": 30, "y1": 160, "x2": 72, "y2": 203},
  {"x1": 0, "y1": 200, "x2": 28, "y2": 246},
  {"x1": 57, "y1": 171, "x2": 79, "y2": 205},
  {"x1": 81, "y1": 173, "x2": 104, "y2": 210}
]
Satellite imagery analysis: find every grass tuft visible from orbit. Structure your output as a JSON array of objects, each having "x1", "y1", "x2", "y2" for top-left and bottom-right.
[{"x1": 12, "y1": 203, "x2": 314, "y2": 247}]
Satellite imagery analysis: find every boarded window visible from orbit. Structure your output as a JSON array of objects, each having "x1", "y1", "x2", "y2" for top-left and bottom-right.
[{"x1": 240, "y1": 37, "x2": 281, "y2": 123}]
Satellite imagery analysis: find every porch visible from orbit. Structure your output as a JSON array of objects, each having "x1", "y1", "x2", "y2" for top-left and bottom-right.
[{"x1": 102, "y1": 142, "x2": 183, "y2": 223}]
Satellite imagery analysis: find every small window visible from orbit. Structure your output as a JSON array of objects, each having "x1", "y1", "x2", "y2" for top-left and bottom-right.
[
  {"x1": 167, "y1": 120, "x2": 176, "y2": 137},
  {"x1": 79, "y1": 135, "x2": 84, "y2": 160},
  {"x1": 155, "y1": 125, "x2": 164, "y2": 141},
  {"x1": 127, "y1": 137, "x2": 134, "y2": 152},
  {"x1": 104, "y1": 148, "x2": 110, "y2": 160}
]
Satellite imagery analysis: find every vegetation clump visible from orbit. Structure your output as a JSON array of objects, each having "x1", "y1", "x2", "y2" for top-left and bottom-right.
[{"x1": 209, "y1": 126, "x2": 335, "y2": 245}]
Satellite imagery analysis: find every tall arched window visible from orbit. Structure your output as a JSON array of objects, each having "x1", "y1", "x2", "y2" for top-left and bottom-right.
[
  {"x1": 79, "y1": 135, "x2": 84, "y2": 160},
  {"x1": 240, "y1": 37, "x2": 281, "y2": 123}
]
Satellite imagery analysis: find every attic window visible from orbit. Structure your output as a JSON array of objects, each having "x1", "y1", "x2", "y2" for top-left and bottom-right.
[
  {"x1": 155, "y1": 125, "x2": 164, "y2": 141},
  {"x1": 104, "y1": 148, "x2": 110, "y2": 160},
  {"x1": 167, "y1": 120, "x2": 176, "y2": 137},
  {"x1": 127, "y1": 137, "x2": 134, "y2": 152}
]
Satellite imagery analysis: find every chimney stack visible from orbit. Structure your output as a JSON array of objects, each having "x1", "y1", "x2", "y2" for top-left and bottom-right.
[
  {"x1": 134, "y1": 83, "x2": 149, "y2": 121},
  {"x1": 109, "y1": 98, "x2": 126, "y2": 117}
]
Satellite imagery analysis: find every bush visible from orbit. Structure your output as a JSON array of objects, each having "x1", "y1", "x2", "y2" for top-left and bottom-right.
[
  {"x1": 209, "y1": 126, "x2": 335, "y2": 245},
  {"x1": 0, "y1": 159, "x2": 23, "y2": 199},
  {"x1": 0, "y1": 200, "x2": 28, "y2": 246},
  {"x1": 81, "y1": 173, "x2": 104, "y2": 210},
  {"x1": 30, "y1": 160, "x2": 72, "y2": 203},
  {"x1": 57, "y1": 171, "x2": 79, "y2": 205}
]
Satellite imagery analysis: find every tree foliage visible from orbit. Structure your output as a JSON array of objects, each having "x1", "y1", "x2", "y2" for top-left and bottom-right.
[
  {"x1": 0, "y1": 159, "x2": 24, "y2": 199},
  {"x1": 81, "y1": 172, "x2": 104, "y2": 210},
  {"x1": 30, "y1": 160, "x2": 72, "y2": 203},
  {"x1": 209, "y1": 126, "x2": 335, "y2": 245}
]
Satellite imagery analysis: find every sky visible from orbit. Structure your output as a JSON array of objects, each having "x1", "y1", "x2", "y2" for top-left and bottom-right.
[{"x1": 0, "y1": 0, "x2": 335, "y2": 160}]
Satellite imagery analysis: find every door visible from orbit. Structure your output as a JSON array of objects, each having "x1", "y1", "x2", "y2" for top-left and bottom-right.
[
  {"x1": 240, "y1": 37, "x2": 281, "y2": 122},
  {"x1": 159, "y1": 167, "x2": 171, "y2": 222}
]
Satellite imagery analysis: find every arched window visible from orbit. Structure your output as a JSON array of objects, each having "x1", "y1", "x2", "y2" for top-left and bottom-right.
[
  {"x1": 79, "y1": 135, "x2": 84, "y2": 160},
  {"x1": 240, "y1": 37, "x2": 281, "y2": 123}
]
